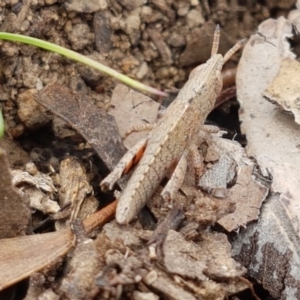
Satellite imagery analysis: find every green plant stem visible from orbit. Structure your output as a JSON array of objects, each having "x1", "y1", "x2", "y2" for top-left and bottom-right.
[
  {"x1": 0, "y1": 33, "x2": 168, "y2": 97},
  {"x1": 0, "y1": 109, "x2": 4, "y2": 138}
]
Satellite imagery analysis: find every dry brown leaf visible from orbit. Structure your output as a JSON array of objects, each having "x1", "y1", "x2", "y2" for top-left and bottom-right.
[
  {"x1": 0, "y1": 201, "x2": 117, "y2": 292},
  {"x1": 217, "y1": 164, "x2": 269, "y2": 232},
  {"x1": 0, "y1": 230, "x2": 74, "y2": 291},
  {"x1": 34, "y1": 83, "x2": 126, "y2": 172},
  {"x1": 0, "y1": 149, "x2": 30, "y2": 238},
  {"x1": 109, "y1": 84, "x2": 160, "y2": 149}
]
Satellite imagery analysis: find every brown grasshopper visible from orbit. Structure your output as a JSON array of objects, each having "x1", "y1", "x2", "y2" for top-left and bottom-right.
[{"x1": 101, "y1": 26, "x2": 244, "y2": 224}]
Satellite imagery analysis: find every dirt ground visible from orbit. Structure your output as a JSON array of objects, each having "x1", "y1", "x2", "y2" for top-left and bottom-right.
[{"x1": 0, "y1": 0, "x2": 298, "y2": 300}]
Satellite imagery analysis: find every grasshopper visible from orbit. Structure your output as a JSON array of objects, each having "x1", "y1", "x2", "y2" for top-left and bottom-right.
[{"x1": 101, "y1": 26, "x2": 244, "y2": 224}]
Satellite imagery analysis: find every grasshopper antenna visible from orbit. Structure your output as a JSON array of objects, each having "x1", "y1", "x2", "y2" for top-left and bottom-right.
[
  {"x1": 223, "y1": 38, "x2": 247, "y2": 64},
  {"x1": 211, "y1": 25, "x2": 220, "y2": 56}
]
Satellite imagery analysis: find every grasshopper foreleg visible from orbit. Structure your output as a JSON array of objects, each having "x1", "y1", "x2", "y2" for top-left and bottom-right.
[
  {"x1": 202, "y1": 124, "x2": 220, "y2": 133},
  {"x1": 124, "y1": 123, "x2": 155, "y2": 138}
]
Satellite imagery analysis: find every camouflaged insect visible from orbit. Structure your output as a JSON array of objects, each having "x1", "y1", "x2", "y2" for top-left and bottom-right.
[{"x1": 101, "y1": 26, "x2": 245, "y2": 224}]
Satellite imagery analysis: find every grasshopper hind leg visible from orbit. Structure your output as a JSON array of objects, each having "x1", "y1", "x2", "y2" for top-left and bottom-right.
[
  {"x1": 100, "y1": 137, "x2": 148, "y2": 191},
  {"x1": 161, "y1": 150, "x2": 188, "y2": 202},
  {"x1": 161, "y1": 143, "x2": 206, "y2": 203}
]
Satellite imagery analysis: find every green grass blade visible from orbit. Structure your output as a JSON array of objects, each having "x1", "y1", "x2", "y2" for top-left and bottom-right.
[
  {"x1": 0, "y1": 109, "x2": 4, "y2": 138},
  {"x1": 0, "y1": 33, "x2": 167, "y2": 97}
]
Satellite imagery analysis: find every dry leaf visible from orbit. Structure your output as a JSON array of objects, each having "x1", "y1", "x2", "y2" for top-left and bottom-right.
[
  {"x1": 217, "y1": 164, "x2": 269, "y2": 232},
  {"x1": 288, "y1": 0, "x2": 300, "y2": 32},
  {"x1": 34, "y1": 83, "x2": 126, "y2": 171},
  {"x1": 11, "y1": 162, "x2": 59, "y2": 215},
  {"x1": 0, "y1": 230, "x2": 74, "y2": 291},
  {"x1": 232, "y1": 195, "x2": 300, "y2": 299},
  {"x1": 197, "y1": 135, "x2": 268, "y2": 231},
  {"x1": 236, "y1": 16, "x2": 300, "y2": 233},
  {"x1": 0, "y1": 201, "x2": 117, "y2": 291},
  {"x1": 199, "y1": 154, "x2": 236, "y2": 191},
  {"x1": 109, "y1": 84, "x2": 160, "y2": 149},
  {"x1": 263, "y1": 58, "x2": 300, "y2": 124},
  {"x1": 234, "y1": 14, "x2": 300, "y2": 298}
]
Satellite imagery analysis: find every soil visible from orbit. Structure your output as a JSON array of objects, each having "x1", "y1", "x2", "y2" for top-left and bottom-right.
[{"x1": 0, "y1": 0, "x2": 297, "y2": 299}]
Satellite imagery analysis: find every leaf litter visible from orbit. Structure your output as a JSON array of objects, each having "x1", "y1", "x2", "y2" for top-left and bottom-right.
[
  {"x1": 232, "y1": 5, "x2": 300, "y2": 298},
  {"x1": 11, "y1": 161, "x2": 60, "y2": 215},
  {"x1": 1, "y1": 3, "x2": 298, "y2": 299},
  {"x1": 0, "y1": 75, "x2": 267, "y2": 299},
  {"x1": 0, "y1": 62, "x2": 267, "y2": 299}
]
